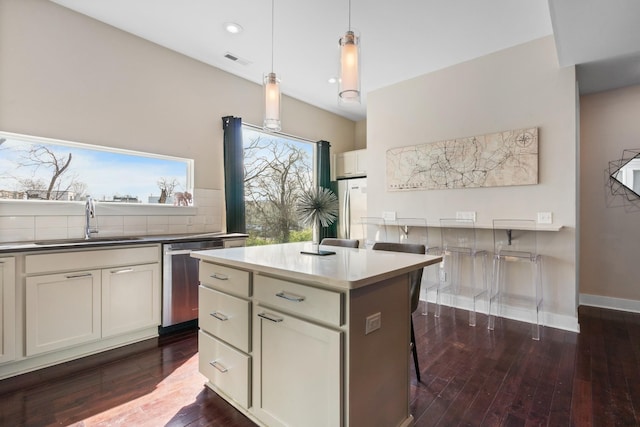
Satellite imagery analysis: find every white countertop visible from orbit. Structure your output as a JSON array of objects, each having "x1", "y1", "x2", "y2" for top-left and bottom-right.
[{"x1": 191, "y1": 242, "x2": 442, "y2": 291}]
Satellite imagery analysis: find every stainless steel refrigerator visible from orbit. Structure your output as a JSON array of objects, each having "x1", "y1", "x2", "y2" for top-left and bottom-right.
[{"x1": 337, "y1": 177, "x2": 367, "y2": 241}]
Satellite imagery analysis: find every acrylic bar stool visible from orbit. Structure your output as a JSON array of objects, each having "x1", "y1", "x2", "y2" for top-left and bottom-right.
[
  {"x1": 435, "y1": 218, "x2": 488, "y2": 326},
  {"x1": 360, "y1": 217, "x2": 387, "y2": 248},
  {"x1": 392, "y1": 217, "x2": 442, "y2": 316},
  {"x1": 388, "y1": 217, "x2": 440, "y2": 315},
  {"x1": 488, "y1": 219, "x2": 543, "y2": 340}
]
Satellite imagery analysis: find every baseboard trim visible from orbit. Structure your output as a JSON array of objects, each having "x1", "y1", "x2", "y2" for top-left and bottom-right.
[
  {"x1": 420, "y1": 293, "x2": 580, "y2": 333},
  {"x1": 579, "y1": 293, "x2": 640, "y2": 313}
]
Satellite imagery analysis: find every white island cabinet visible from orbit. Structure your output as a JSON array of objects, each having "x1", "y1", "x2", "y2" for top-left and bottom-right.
[{"x1": 193, "y1": 241, "x2": 441, "y2": 427}]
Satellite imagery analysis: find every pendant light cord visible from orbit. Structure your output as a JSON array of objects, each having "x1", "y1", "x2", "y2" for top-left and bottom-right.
[
  {"x1": 348, "y1": 0, "x2": 351, "y2": 30},
  {"x1": 271, "y1": 0, "x2": 275, "y2": 73}
]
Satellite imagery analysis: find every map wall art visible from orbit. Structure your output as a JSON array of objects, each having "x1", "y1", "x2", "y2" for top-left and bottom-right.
[{"x1": 386, "y1": 127, "x2": 538, "y2": 191}]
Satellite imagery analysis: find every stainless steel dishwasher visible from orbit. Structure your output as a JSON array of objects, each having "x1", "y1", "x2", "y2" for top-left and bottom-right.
[{"x1": 161, "y1": 239, "x2": 223, "y2": 332}]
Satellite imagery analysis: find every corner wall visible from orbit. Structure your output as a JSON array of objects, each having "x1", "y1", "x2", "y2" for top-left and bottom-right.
[
  {"x1": 366, "y1": 36, "x2": 578, "y2": 330},
  {"x1": 580, "y1": 85, "x2": 640, "y2": 312}
]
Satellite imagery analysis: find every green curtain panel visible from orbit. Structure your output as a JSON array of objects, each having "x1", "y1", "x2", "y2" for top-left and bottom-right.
[
  {"x1": 222, "y1": 116, "x2": 246, "y2": 233},
  {"x1": 316, "y1": 140, "x2": 337, "y2": 239}
]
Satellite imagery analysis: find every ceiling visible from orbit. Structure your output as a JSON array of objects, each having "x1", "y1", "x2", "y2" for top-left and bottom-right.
[{"x1": 49, "y1": 0, "x2": 640, "y2": 122}]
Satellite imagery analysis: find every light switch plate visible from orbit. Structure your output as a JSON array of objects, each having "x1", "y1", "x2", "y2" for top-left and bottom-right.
[
  {"x1": 537, "y1": 212, "x2": 553, "y2": 224},
  {"x1": 382, "y1": 211, "x2": 396, "y2": 221},
  {"x1": 456, "y1": 211, "x2": 476, "y2": 221}
]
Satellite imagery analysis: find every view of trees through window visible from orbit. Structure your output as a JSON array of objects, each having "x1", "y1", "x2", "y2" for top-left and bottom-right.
[
  {"x1": 243, "y1": 127, "x2": 315, "y2": 246},
  {"x1": 0, "y1": 132, "x2": 192, "y2": 204}
]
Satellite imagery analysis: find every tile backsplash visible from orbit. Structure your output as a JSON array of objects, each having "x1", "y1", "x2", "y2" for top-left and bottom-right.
[{"x1": 0, "y1": 188, "x2": 223, "y2": 243}]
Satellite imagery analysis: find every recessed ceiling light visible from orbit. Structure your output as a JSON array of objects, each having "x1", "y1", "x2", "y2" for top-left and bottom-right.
[
  {"x1": 328, "y1": 77, "x2": 338, "y2": 84},
  {"x1": 224, "y1": 22, "x2": 243, "y2": 34}
]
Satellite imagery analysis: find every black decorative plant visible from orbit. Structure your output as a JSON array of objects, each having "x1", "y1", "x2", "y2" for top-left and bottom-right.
[{"x1": 296, "y1": 186, "x2": 339, "y2": 255}]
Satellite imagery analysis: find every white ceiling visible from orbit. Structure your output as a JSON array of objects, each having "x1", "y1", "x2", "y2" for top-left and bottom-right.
[
  {"x1": 549, "y1": 0, "x2": 640, "y2": 94},
  {"x1": 49, "y1": 0, "x2": 640, "y2": 121}
]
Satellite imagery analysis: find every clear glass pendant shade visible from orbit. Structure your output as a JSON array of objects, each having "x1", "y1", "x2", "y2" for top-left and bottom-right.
[
  {"x1": 263, "y1": 72, "x2": 281, "y2": 131},
  {"x1": 339, "y1": 30, "x2": 360, "y2": 104}
]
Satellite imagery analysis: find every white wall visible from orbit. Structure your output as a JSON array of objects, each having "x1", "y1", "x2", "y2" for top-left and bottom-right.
[
  {"x1": 354, "y1": 120, "x2": 367, "y2": 149},
  {"x1": 0, "y1": 0, "x2": 357, "y2": 238},
  {"x1": 367, "y1": 36, "x2": 578, "y2": 331},
  {"x1": 580, "y1": 85, "x2": 640, "y2": 312}
]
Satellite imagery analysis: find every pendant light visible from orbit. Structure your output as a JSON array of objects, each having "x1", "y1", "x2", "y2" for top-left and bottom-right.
[
  {"x1": 263, "y1": 0, "x2": 281, "y2": 131},
  {"x1": 339, "y1": 0, "x2": 360, "y2": 104}
]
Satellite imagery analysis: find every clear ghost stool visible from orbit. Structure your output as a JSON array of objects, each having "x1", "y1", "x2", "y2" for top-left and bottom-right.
[
  {"x1": 360, "y1": 217, "x2": 387, "y2": 248},
  {"x1": 435, "y1": 218, "x2": 488, "y2": 327},
  {"x1": 488, "y1": 219, "x2": 543, "y2": 340},
  {"x1": 393, "y1": 217, "x2": 441, "y2": 316}
]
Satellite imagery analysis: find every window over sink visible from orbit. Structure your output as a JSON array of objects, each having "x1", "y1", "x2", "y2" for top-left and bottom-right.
[{"x1": 0, "y1": 131, "x2": 193, "y2": 205}]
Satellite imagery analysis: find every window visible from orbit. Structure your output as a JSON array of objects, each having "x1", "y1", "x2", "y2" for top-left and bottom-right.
[
  {"x1": 0, "y1": 132, "x2": 193, "y2": 204},
  {"x1": 242, "y1": 126, "x2": 315, "y2": 245}
]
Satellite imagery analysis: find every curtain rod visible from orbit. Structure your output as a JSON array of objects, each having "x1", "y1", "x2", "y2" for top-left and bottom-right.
[{"x1": 241, "y1": 121, "x2": 317, "y2": 145}]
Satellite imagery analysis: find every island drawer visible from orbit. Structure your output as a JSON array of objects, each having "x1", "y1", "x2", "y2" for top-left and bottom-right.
[
  {"x1": 199, "y1": 286, "x2": 250, "y2": 353},
  {"x1": 199, "y1": 330, "x2": 250, "y2": 409},
  {"x1": 199, "y1": 262, "x2": 250, "y2": 298},
  {"x1": 254, "y1": 275, "x2": 344, "y2": 326}
]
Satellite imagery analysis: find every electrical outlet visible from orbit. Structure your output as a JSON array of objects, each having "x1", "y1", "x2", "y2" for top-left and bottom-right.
[
  {"x1": 382, "y1": 211, "x2": 396, "y2": 221},
  {"x1": 456, "y1": 211, "x2": 476, "y2": 221},
  {"x1": 537, "y1": 212, "x2": 553, "y2": 224},
  {"x1": 365, "y1": 312, "x2": 381, "y2": 335}
]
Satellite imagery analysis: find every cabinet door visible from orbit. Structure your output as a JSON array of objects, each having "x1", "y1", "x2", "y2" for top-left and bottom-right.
[
  {"x1": 355, "y1": 149, "x2": 367, "y2": 175},
  {"x1": 336, "y1": 150, "x2": 366, "y2": 179},
  {"x1": 102, "y1": 263, "x2": 160, "y2": 337},
  {"x1": 0, "y1": 257, "x2": 16, "y2": 364},
  {"x1": 335, "y1": 151, "x2": 357, "y2": 178},
  {"x1": 26, "y1": 270, "x2": 101, "y2": 356},
  {"x1": 252, "y1": 306, "x2": 342, "y2": 427}
]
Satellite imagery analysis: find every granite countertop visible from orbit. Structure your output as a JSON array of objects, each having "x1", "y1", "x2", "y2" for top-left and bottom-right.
[
  {"x1": 0, "y1": 232, "x2": 248, "y2": 254},
  {"x1": 191, "y1": 241, "x2": 442, "y2": 291}
]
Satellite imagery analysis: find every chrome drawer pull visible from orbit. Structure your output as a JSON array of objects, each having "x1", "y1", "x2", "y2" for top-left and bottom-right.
[
  {"x1": 258, "y1": 312, "x2": 284, "y2": 323},
  {"x1": 110, "y1": 268, "x2": 133, "y2": 274},
  {"x1": 209, "y1": 360, "x2": 228, "y2": 373},
  {"x1": 276, "y1": 291, "x2": 305, "y2": 302},
  {"x1": 210, "y1": 273, "x2": 229, "y2": 281},
  {"x1": 210, "y1": 311, "x2": 229, "y2": 321},
  {"x1": 65, "y1": 273, "x2": 93, "y2": 279}
]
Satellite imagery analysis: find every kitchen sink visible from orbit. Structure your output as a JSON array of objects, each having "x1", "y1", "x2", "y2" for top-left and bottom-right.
[{"x1": 34, "y1": 237, "x2": 143, "y2": 245}]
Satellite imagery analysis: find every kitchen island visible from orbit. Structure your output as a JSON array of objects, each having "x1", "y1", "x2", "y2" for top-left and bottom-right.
[{"x1": 192, "y1": 241, "x2": 442, "y2": 427}]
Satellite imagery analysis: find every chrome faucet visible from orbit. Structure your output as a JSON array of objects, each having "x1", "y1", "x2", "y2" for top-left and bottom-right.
[{"x1": 85, "y1": 196, "x2": 98, "y2": 239}]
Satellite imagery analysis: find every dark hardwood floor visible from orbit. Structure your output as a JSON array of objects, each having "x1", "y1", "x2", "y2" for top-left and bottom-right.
[{"x1": 0, "y1": 305, "x2": 638, "y2": 426}]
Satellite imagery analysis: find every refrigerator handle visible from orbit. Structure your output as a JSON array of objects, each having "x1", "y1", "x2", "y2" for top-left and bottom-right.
[{"x1": 344, "y1": 185, "x2": 351, "y2": 238}]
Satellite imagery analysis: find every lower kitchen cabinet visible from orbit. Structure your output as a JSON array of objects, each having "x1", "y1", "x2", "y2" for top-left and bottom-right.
[
  {"x1": 26, "y1": 270, "x2": 101, "y2": 356},
  {"x1": 198, "y1": 330, "x2": 251, "y2": 409},
  {"x1": 0, "y1": 257, "x2": 16, "y2": 364},
  {"x1": 102, "y1": 263, "x2": 160, "y2": 338},
  {"x1": 251, "y1": 306, "x2": 342, "y2": 427},
  {"x1": 16, "y1": 245, "x2": 161, "y2": 367}
]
